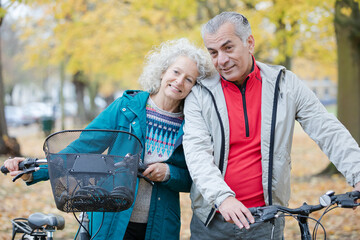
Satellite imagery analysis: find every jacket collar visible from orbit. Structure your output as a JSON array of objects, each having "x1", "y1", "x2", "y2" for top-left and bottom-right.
[
  {"x1": 198, "y1": 60, "x2": 286, "y2": 90},
  {"x1": 124, "y1": 90, "x2": 185, "y2": 150},
  {"x1": 124, "y1": 90, "x2": 149, "y2": 115},
  {"x1": 256, "y1": 61, "x2": 286, "y2": 84},
  {"x1": 123, "y1": 90, "x2": 149, "y2": 140}
]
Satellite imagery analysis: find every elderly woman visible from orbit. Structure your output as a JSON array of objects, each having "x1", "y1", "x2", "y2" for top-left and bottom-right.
[{"x1": 4, "y1": 38, "x2": 215, "y2": 240}]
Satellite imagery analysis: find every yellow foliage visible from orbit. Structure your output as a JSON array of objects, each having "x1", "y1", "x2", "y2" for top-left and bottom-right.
[
  {"x1": 240, "y1": 0, "x2": 337, "y2": 70},
  {"x1": 16, "y1": 0, "x2": 339, "y2": 95}
]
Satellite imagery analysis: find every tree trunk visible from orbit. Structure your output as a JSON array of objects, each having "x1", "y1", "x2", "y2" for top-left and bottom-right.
[
  {"x1": 87, "y1": 79, "x2": 99, "y2": 120},
  {"x1": 73, "y1": 71, "x2": 87, "y2": 127},
  {"x1": 0, "y1": 6, "x2": 20, "y2": 156},
  {"x1": 0, "y1": 17, "x2": 7, "y2": 137},
  {"x1": 320, "y1": 0, "x2": 360, "y2": 175},
  {"x1": 335, "y1": 0, "x2": 360, "y2": 144},
  {"x1": 276, "y1": 15, "x2": 293, "y2": 70},
  {"x1": 317, "y1": 162, "x2": 340, "y2": 176},
  {"x1": 59, "y1": 61, "x2": 65, "y2": 130}
]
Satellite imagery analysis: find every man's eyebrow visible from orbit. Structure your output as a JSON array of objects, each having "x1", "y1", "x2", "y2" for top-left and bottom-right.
[
  {"x1": 207, "y1": 40, "x2": 232, "y2": 51},
  {"x1": 221, "y1": 40, "x2": 232, "y2": 48}
]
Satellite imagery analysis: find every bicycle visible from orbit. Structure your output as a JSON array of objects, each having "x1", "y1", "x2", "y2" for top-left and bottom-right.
[
  {"x1": 2, "y1": 129, "x2": 150, "y2": 240},
  {"x1": 248, "y1": 190, "x2": 360, "y2": 240}
]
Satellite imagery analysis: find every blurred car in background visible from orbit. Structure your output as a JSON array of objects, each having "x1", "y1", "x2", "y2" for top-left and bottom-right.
[
  {"x1": 5, "y1": 105, "x2": 36, "y2": 127},
  {"x1": 22, "y1": 102, "x2": 54, "y2": 123}
]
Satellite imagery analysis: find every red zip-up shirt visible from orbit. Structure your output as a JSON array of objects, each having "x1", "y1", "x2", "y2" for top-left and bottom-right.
[{"x1": 221, "y1": 58, "x2": 265, "y2": 208}]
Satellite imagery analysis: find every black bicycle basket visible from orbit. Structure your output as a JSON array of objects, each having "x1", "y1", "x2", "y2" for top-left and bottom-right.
[{"x1": 43, "y1": 129, "x2": 142, "y2": 213}]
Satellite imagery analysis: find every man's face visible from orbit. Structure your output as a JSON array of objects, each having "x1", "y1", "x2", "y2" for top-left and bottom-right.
[{"x1": 204, "y1": 22, "x2": 254, "y2": 85}]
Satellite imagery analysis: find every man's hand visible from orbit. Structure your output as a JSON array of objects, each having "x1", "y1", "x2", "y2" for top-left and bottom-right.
[
  {"x1": 354, "y1": 182, "x2": 360, "y2": 192},
  {"x1": 218, "y1": 196, "x2": 255, "y2": 230},
  {"x1": 353, "y1": 182, "x2": 360, "y2": 209}
]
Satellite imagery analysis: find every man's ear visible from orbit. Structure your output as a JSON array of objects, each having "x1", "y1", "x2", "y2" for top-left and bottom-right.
[{"x1": 247, "y1": 35, "x2": 255, "y2": 55}]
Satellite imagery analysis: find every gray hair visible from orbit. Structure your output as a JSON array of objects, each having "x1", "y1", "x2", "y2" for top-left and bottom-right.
[
  {"x1": 201, "y1": 12, "x2": 252, "y2": 44},
  {"x1": 138, "y1": 38, "x2": 215, "y2": 94}
]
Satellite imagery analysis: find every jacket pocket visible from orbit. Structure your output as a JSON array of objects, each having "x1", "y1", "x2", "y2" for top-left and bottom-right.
[
  {"x1": 272, "y1": 151, "x2": 291, "y2": 205},
  {"x1": 161, "y1": 206, "x2": 180, "y2": 240}
]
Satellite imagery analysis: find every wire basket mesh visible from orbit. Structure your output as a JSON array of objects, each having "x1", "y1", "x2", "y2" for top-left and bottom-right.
[{"x1": 43, "y1": 129, "x2": 142, "y2": 213}]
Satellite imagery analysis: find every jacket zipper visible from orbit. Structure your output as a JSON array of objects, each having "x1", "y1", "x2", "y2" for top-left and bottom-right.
[
  {"x1": 198, "y1": 82, "x2": 227, "y2": 227},
  {"x1": 238, "y1": 78, "x2": 250, "y2": 137},
  {"x1": 268, "y1": 68, "x2": 285, "y2": 205}
]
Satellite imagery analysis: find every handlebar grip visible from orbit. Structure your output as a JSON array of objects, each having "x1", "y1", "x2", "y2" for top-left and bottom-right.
[
  {"x1": 1, "y1": 158, "x2": 35, "y2": 175},
  {"x1": 138, "y1": 161, "x2": 147, "y2": 172},
  {"x1": 1, "y1": 165, "x2": 9, "y2": 174},
  {"x1": 350, "y1": 190, "x2": 360, "y2": 199},
  {"x1": 1, "y1": 161, "x2": 26, "y2": 174},
  {"x1": 248, "y1": 207, "x2": 257, "y2": 215}
]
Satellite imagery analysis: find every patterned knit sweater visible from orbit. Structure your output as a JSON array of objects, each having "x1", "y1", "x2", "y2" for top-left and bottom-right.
[{"x1": 130, "y1": 97, "x2": 184, "y2": 223}]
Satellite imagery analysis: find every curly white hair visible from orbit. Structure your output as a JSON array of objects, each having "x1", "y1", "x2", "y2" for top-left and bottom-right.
[{"x1": 138, "y1": 38, "x2": 215, "y2": 94}]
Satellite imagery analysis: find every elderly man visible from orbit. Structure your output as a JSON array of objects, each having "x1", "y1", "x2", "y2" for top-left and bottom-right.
[{"x1": 183, "y1": 11, "x2": 360, "y2": 240}]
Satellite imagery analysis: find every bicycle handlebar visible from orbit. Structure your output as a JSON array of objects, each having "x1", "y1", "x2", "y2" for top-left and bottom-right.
[
  {"x1": 1, "y1": 156, "x2": 154, "y2": 185},
  {"x1": 330, "y1": 191, "x2": 360, "y2": 208},
  {"x1": 1, "y1": 158, "x2": 47, "y2": 173},
  {"x1": 249, "y1": 190, "x2": 360, "y2": 223},
  {"x1": 1, "y1": 158, "x2": 47, "y2": 182}
]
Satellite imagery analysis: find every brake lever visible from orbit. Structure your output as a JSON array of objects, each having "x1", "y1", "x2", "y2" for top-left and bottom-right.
[
  {"x1": 249, "y1": 206, "x2": 278, "y2": 222},
  {"x1": 258, "y1": 206, "x2": 279, "y2": 222},
  {"x1": 137, "y1": 161, "x2": 154, "y2": 186},
  {"x1": 12, "y1": 168, "x2": 38, "y2": 182},
  {"x1": 137, "y1": 172, "x2": 154, "y2": 186}
]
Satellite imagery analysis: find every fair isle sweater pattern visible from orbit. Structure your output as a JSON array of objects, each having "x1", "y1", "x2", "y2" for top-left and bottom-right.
[
  {"x1": 145, "y1": 99, "x2": 184, "y2": 165},
  {"x1": 129, "y1": 98, "x2": 184, "y2": 223}
]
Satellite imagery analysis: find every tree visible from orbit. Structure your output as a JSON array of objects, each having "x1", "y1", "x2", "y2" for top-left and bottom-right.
[
  {"x1": 195, "y1": 0, "x2": 336, "y2": 74},
  {"x1": 16, "y1": 0, "x2": 343, "y2": 127},
  {"x1": 0, "y1": 0, "x2": 21, "y2": 155},
  {"x1": 18, "y1": 0, "x2": 203, "y2": 125},
  {"x1": 335, "y1": 0, "x2": 360, "y2": 143},
  {"x1": 319, "y1": 0, "x2": 360, "y2": 176}
]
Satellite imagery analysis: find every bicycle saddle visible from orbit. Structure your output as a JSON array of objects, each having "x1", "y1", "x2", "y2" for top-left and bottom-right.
[{"x1": 28, "y1": 212, "x2": 65, "y2": 230}]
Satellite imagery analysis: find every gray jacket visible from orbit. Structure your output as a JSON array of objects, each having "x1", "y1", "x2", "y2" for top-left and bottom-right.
[{"x1": 183, "y1": 61, "x2": 360, "y2": 225}]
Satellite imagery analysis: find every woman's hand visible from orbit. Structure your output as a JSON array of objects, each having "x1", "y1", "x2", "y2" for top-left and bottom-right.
[
  {"x1": 142, "y1": 163, "x2": 169, "y2": 182},
  {"x1": 4, "y1": 157, "x2": 31, "y2": 181}
]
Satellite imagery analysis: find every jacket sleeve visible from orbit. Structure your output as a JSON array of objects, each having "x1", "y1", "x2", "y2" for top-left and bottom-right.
[
  {"x1": 26, "y1": 167, "x2": 49, "y2": 185},
  {"x1": 161, "y1": 163, "x2": 192, "y2": 192},
  {"x1": 292, "y1": 71, "x2": 360, "y2": 187},
  {"x1": 183, "y1": 89, "x2": 234, "y2": 208}
]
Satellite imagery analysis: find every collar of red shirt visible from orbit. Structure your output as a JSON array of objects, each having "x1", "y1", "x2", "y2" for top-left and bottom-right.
[{"x1": 221, "y1": 55, "x2": 261, "y2": 89}]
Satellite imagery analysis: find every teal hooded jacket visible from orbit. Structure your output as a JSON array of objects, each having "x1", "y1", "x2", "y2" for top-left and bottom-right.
[{"x1": 30, "y1": 90, "x2": 192, "y2": 240}]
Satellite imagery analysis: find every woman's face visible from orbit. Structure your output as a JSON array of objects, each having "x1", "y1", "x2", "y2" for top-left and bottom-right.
[{"x1": 158, "y1": 56, "x2": 198, "y2": 101}]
